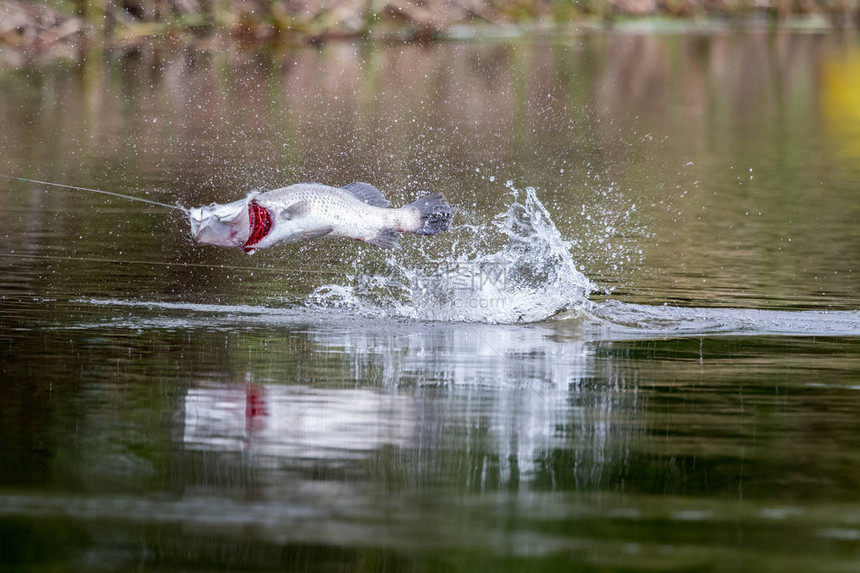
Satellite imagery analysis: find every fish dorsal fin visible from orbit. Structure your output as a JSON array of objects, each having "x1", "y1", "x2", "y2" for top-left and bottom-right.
[
  {"x1": 342, "y1": 182, "x2": 390, "y2": 208},
  {"x1": 282, "y1": 201, "x2": 311, "y2": 220}
]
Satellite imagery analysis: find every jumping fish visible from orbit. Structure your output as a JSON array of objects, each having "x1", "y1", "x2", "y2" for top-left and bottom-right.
[{"x1": 189, "y1": 182, "x2": 452, "y2": 253}]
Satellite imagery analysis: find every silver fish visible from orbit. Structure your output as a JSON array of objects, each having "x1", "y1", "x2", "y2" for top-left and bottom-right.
[{"x1": 189, "y1": 182, "x2": 452, "y2": 253}]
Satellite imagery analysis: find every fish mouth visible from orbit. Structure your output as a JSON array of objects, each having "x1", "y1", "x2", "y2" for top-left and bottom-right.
[{"x1": 243, "y1": 202, "x2": 273, "y2": 253}]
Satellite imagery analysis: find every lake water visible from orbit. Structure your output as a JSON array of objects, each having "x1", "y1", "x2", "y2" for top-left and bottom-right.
[{"x1": 1, "y1": 30, "x2": 860, "y2": 571}]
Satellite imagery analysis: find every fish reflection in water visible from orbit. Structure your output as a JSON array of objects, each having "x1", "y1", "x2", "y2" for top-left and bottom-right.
[
  {"x1": 179, "y1": 324, "x2": 635, "y2": 489},
  {"x1": 184, "y1": 384, "x2": 417, "y2": 457}
]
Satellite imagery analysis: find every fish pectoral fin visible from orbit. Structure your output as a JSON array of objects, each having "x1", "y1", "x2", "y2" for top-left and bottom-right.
[
  {"x1": 300, "y1": 226, "x2": 333, "y2": 241},
  {"x1": 282, "y1": 201, "x2": 311, "y2": 220}
]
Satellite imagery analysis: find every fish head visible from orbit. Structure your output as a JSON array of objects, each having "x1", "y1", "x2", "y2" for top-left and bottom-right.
[{"x1": 188, "y1": 196, "x2": 253, "y2": 249}]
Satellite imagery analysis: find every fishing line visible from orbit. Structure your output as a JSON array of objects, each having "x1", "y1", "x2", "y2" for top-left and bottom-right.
[{"x1": 0, "y1": 174, "x2": 188, "y2": 213}]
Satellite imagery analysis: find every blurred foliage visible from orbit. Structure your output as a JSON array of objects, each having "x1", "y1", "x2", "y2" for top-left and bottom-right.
[
  {"x1": 822, "y1": 49, "x2": 860, "y2": 160},
  {"x1": 1, "y1": 0, "x2": 859, "y2": 53}
]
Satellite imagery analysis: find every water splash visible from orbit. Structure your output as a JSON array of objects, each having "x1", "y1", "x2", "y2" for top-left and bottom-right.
[{"x1": 308, "y1": 182, "x2": 595, "y2": 323}]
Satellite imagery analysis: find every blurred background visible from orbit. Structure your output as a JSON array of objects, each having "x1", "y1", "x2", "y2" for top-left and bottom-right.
[{"x1": 2, "y1": 0, "x2": 859, "y2": 61}]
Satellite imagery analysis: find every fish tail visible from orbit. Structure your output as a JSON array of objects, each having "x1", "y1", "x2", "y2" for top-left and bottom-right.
[{"x1": 409, "y1": 193, "x2": 452, "y2": 235}]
